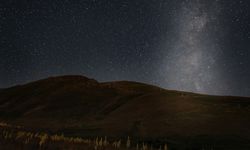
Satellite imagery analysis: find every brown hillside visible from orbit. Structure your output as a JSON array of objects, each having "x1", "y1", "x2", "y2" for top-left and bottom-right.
[{"x1": 0, "y1": 75, "x2": 250, "y2": 148}]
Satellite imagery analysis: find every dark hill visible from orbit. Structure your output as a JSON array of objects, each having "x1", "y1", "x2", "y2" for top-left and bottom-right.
[{"x1": 0, "y1": 75, "x2": 250, "y2": 148}]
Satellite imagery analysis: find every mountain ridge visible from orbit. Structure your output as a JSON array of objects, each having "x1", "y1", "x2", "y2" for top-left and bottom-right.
[
  {"x1": 2, "y1": 75, "x2": 248, "y2": 98},
  {"x1": 0, "y1": 75, "x2": 250, "y2": 147}
]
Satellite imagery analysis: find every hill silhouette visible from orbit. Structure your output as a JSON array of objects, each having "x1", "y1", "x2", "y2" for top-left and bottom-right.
[{"x1": 0, "y1": 75, "x2": 250, "y2": 148}]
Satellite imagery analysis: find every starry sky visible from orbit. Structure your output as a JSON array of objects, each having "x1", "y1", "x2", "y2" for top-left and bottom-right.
[{"x1": 1, "y1": 0, "x2": 250, "y2": 96}]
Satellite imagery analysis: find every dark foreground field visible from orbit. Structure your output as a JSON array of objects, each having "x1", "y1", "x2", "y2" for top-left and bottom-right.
[{"x1": 0, "y1": 75, "x2": 250, "y2": 149}]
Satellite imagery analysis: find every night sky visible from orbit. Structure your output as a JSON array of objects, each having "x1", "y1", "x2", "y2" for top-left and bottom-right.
[{"x1": 1, "y1": 0, "x2": 250, "y2": 96}]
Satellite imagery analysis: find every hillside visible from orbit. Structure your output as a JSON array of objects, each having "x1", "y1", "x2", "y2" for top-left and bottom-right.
[{"x1": 0, "y1": 75, "x2": 250, "y2": 149}]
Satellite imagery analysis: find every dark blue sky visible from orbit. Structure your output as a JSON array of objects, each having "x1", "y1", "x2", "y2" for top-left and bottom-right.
[{"x1": 1, "y1": 0, "x2": 250, "y2": 96}]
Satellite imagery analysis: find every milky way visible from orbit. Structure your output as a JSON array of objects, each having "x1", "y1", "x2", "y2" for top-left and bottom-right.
[
  {"x1": 1, "y1": 0, "x2": 250, "y2": 96},
  {"x1": 160, "y1": 0, "x2": 227, "y2": 95}
]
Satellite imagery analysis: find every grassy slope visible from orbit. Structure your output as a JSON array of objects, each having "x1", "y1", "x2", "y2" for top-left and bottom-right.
[{"x1": 0, "y1": 75, "x2": 250, "y2": 149}]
